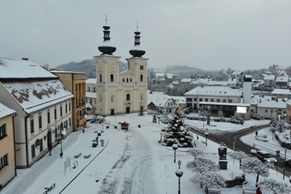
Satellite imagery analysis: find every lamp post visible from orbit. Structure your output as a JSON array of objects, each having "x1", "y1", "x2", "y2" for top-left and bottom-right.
[
  {"x1": 177, "y1": 160, "x2": 182, "y2": 169},
  {"x1": 172, "y1": 144, "x2": 178, "y2": 163},
  {"x1": 58, "y1": 133, "x2": 63, "y2": 158},
  {"x1": 204, "y1": 129, "x2": 209, "y2": 146},
  {"x1": 175, "y1": 169, "x2": 183, "y2": 194}
]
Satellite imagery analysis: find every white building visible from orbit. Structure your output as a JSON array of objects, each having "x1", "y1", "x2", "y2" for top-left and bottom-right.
[
  {"x1": 86, "y1": 78, "x2": 97, "y2": 114},
  {"x1": 250, "y1": 95, "x2": 287, "y2": 119},
  {"x1": 184, "y1": 86, "x2": 244, "y2": 117},
  {"x1": 0, "y1": 58, "x2": 73, "y2": 168}
]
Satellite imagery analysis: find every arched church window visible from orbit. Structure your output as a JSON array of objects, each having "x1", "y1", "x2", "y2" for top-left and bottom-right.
[
  {"x1": 140, "y1": 74, "x2": 143, "y2": 82},
  {"x1": 99, "y1": 74, "x2": 102, "y2": 83},
  {"x1": 126, "y1": 94, "x2": 130, "y2": 101},
  {"x1": 110, "y1": 74, "x2": 114, "y2": 82},
  {"x1": 126, "y1": 78, "x2": 129, "y2": 82}
]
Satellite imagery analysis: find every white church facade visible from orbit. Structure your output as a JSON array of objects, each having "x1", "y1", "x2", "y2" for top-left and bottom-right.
[{"x1": 95, "y1": 24, "x2": 148, "y2": 115}]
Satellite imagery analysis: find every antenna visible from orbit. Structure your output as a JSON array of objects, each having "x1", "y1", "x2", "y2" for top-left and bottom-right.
[{"x1": 136, "y1": 21, "x2": 139, "y2": 31}]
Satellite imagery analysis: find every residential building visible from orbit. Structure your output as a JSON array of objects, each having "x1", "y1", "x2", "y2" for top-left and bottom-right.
[
  {"x1": 250, "y1": 95, "x2": 287, "y2": 119},
  {"x1": 86, "y1": 78, "x2": 97, "y2": 114},
  {"x1": 0, "y1": 58, "x2": 73, "y2": 168},
  {"x1": 271, "y1": 88, "x2": 291, "y2": 99},
  {"x1": 0, "y1": 103, "x2": 16, "y2": 189},
  {"x1": 276, "y1": 75, "x2": 289, "y2": 89},
  {"x1": 184, "y1": 85, "x2": 244, "y2": 117},
  {"x1": 51, "y1": 71, "x2": 86, "y2": 130},
  {"x1": 95, "y1": 24, "x2": 148, "y2": 115}
]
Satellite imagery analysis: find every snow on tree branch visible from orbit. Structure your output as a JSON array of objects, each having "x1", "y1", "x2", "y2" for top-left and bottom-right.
[
  {"x1": 241, "y1": 157, "x2": 269, "y2": 177},
  {"x1": 187, "y1": 158, "x2": 219, "y2": 173},
  {"x1": 189, "y1": 148, "x2": 203, "y2": 160},
  {"x1": 190, "y1": 172, "x2": 226, "y2": 188},
  {"x1": 259, "y1": 178, "x2": 291, "y2": 194},
  {"x1": 229, "y1": 151, "x2": 248, "y2": 160}
]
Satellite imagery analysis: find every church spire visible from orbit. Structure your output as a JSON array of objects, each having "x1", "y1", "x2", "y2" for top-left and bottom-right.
[
  {"x1": 98, "y1": 15, "x2": 116, "y2": 55},
  {"x1": 129, "y1": 22, "x2": 145, "y2": 57}
]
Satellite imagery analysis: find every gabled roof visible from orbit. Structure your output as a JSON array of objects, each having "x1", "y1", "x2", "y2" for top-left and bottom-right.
[
  {"x1": 271, "y1": 89, "x2": 291, "y2": 95},
  {"x1": 184, "y1": 86, "x2": 241, "y2": 97},
  {"x1": 0, "y1": 58, "x2": 57, "y2": 79},
  {"x1": 276, "y1": 75, "x2": 289, "y2": 83},
  {"x1": 2, "y1": 80, "x2": 73, "y2": 114},
  {"x1": 0, "y1": 103, "x2": 15, "y2": 119}
]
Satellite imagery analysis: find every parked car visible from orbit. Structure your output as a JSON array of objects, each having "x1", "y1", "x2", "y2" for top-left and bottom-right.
[
  {"x1": 256, "y1": 150, "x2": 277, "y2": 164},
  {"x1": 90, "y1": 117, "x2": 105, "y2": 124}
]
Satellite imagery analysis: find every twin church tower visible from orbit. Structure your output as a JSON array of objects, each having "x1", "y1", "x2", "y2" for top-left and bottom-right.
[{"x1": 95, "y1": 23, "x2": 148, "y2": 115}]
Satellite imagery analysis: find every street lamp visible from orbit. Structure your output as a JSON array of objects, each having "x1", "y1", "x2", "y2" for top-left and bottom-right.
[
  {"x1": 175, "y1": 169, "x2": 183, "y2": 194},
  {"x1": 57, "y1": 133, "x2": 63, "y2": 158},
  {"x1": 204, "y1": 129, "x2": 209, "y2": 146},
  {"x1": 177, "y1": 160, "x2": 182, "y2": 169},
  {"x1": 172, "y1": 144, "x2": 178, "y2": 163}
]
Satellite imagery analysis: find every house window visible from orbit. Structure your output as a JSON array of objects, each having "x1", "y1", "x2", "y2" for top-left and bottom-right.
[
  {"x1": 126, "y1": 78, "x2": 129, "y2": 82},
  {"x1": 228, "y1": 99, "x2": 232, "y2": 103},
  {"x1": 194, "y1": 98, "x2": 197, "y2": 102},
  {"x1": 31, "y1": 144, "x2": 35, "y2": 159},
  {"x1": 54, "y1": 107, "x2": 57, "y2": 120},
  {"x1": 60, "y1": 105, "x2": 63, "y2": 117},
  {"x1": 205, "y1": 98, "x2": 208, "y2": 102},
  {"x1": 0, "y1": 154, "x2": 8, "y2": 170},
  {"x1": 99, "y1": 74, "x2": 102, "y2": 82},
  {"x1": 123, "y1": 78, "x2": 125, "y2": 82},
  {"x1": 110, "y1": 74, "x2": 114, "y2": 82},
  {"x1": 130, "y1": 78, "x2": 132, "y2": 82},
  {"x1": 30, "y1": 117, "x2": 34, "y2": 134},
  {"x1": 69, "y1": 118, "x2": 72, "y2": 127},
  {"x1": 54, "y1": 128, "x2": 57, "y2": 139},
  {"x1": 65, "y1": 103, "x2": 68, "y2": 113},
  {"x1": 140, "y1": 74, "x2": 143, "y2": 82},
  {"x1": 140, "y1": 65, "x2": 144, "y2": 70},
  {"x1": 265, "y1": 109, "x2": 268, "y2": 113},
  {"x1": 38, "y1": 113, "x2": 42, "y2": 129},
  {"x1": 199, "y1": 98, "x2": 202, "y2": 102},
  {"x1": 210, "y1": 99, "x2": 214, "y2": 102},
  {"x1": 0, "y1": 124, "x2": 7, "y2": 140},
  {"x1": 69, "y1": 102, "x2": 71, "y2": 111},
  {"x1": 217, "y1": 99, "x2": 220, "y2": 102},
  {"x1": 47, "y1": 110, "x2": 50, "y2": 124},
  {"x1": 39, "y1": 139, "x2": 43, "y2": 152},
  {"x1": 126, "y1": 94, "x2": 130, "y2": 101},
  {"x1": 222, "y1": 99, "x2": 226, "y2": 103}
]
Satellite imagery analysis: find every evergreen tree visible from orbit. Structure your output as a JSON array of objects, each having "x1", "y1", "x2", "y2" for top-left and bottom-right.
[{"x1": 161, "y1": 108, "x2": 193, "y2": 147}]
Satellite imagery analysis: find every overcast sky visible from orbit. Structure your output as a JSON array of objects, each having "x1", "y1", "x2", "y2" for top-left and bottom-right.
[{"x1": 1, "y1": 0, "x2": 291, "y2": 70}]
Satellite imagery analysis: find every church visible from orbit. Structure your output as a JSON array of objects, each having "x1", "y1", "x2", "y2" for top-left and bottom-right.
[{"x1": 95, "y1": 24, "x2": 148, "y2": 115}]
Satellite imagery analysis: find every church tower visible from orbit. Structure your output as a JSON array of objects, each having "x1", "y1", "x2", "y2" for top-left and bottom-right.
[
  {"x1": 95, "y1": 21, "x2": 120, "y2": 115},
  {"x1": 126, "y1": 26, "x2": 148, "y2": 114}
]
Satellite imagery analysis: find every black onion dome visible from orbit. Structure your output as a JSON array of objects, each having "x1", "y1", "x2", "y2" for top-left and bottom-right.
[
  {"x1": 98, "y1": 25, "x2": 116, "y2": 55},
  {"x1": 129, "y1": 31, "x2": 146, "y2": 57}
]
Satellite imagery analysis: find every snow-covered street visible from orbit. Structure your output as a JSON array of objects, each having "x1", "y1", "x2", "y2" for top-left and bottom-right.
[{"x1": 2, "y1": 113, "x2": 291, "y2": 194}]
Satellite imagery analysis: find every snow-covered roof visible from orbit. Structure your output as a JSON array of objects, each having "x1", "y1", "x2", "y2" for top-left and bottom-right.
[
  {"x1": 276, "y1": 75, "x2": 289, "y2": 83},
  {"x1": 86, "y1": 78, "x2": 96, "y2": 84},
  {"x1": 2, "y1": 80, "x2": 73, "y2": 114},
  {"x1": 271, "y1": 89, "x2": 291, "y2": 95},
  {"x1": 0, "y1": 58, "x2": 57, "y2": 79},
  {"x1": 147, "y1": 91, "x2": 172, "y2": 106},
  {"x1": 181, "y1": 78, "x2": 192, "y2": 83},
  {"x1": 0, "y1": 103, "x2": 15, "y2": 119},
  {"x1": 199, "y1": 101, "x2": 249, "y2": 107},
  {"x1": 263, "y1": 74, "x2": 275, "y2": 81},
  {"x1": 86, "y1": 92, "x2": 96, "y2": 98},
  {"x1": 251, "y1": 95, "x2": 287, "y2": 109},
  {"x1": 184, "y1": 86, "x2": 242, "y2": 97},
  {"x1": 50, "y1": 70, "x2": 85, "y2": 74}
]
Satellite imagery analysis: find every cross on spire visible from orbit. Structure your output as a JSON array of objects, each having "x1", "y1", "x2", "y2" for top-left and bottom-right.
[
  {"x1": 105, "y1": 14, "x2": 108, "y2": 25},
  {"x1": 136, "y1": 21, "x2": 139, "y2": 31}
]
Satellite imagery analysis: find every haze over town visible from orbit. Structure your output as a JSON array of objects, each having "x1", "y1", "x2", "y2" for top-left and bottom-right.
[{"x1": 1, "y1": 0, "x2": 291, "y2": 70}]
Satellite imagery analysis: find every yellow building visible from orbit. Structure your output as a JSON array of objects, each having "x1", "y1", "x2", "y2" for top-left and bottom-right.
[
  {"x1": 0, "y1": 103, "x2": 16, "y2": 189},
  {"x1": 51, "y1": 71, "x2": 86, "y2": 130},
  {"x1": 95, "y1": 25, "x2": 148, "y2": 115}
]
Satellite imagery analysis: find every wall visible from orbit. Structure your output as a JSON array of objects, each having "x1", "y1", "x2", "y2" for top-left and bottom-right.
[{"x1": 0, "y1": 116, "x2": 16, "y2": 188}]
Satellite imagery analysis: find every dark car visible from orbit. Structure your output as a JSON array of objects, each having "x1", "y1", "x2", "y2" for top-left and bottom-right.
[{"x1": 256, "y1": 150, "x2": 277, "y2": 164}]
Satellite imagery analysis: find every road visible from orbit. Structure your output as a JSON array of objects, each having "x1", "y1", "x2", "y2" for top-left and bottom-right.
[{"x1": 190, "y1": 124, "x2": 291, "y2": 176}]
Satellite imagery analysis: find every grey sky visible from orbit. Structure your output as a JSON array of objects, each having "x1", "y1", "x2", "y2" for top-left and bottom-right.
[{"x1": 0, "y1": 0, "x2": 290, "y2": 70}]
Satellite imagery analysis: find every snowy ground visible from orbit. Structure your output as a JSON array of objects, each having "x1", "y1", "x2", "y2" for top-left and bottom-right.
[
  {"x1": 2, "y1": 114, "x2": 289, "y2": 194},
  {"x1": 185, "y1": 118, "x2": 270, "y2": 133},
  {"x1": 241, "y1": 127, "x2": 291, "y2": 160}
]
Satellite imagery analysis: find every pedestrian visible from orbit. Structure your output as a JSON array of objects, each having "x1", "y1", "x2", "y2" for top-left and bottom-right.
[
  {"x1": 197, "y1": 135, "x2": 199, "y2": 140},
  {"x1": 255, "y1": 131, "x2": 258, "y2": 136}
]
